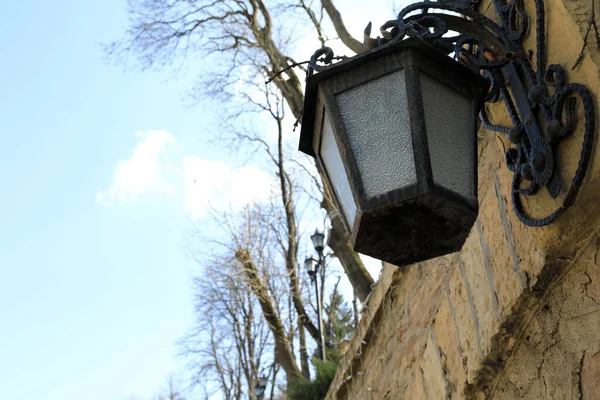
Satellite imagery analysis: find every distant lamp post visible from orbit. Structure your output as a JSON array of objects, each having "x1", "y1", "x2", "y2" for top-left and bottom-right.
[
  {"x1": 310, "y1": 230, "x2": 325, "y2": 253},
  {"x1": 305, "y1": 229, "x2": 327, "y2": 361},
  {"x1": 254, "y1": 375, "x2": 268, "y2": 400},
  {"x1": 299, "y1": 1, "x2": 596, "y2": 267},
  {"x1": 305, "y1": 256, "x2": 317, "y2": 277}
]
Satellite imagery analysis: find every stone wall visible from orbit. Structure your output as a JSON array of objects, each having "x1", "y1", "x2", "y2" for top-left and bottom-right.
[{"x1": 326, "y1": 0, "x2": 600, "y2": 398}]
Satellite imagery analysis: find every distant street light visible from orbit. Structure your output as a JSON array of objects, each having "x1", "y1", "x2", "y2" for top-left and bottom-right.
[
  {"x1": 305, "y1": 256, "x2": 317, "y2": 277},
  {"x1": 305, "y1": 229, "x2": 327, "y2": 361},
  {"x1": 254, "y1": 375, "x2": 268, "y2": 400},
  {"x1": 310, "y1": 230, "x2": 325, "y2": 253}
]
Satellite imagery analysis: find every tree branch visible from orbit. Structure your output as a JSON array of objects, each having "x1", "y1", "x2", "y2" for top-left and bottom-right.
[{"x1": 320, "y1": 0, "x2": 364, "y2": 54}]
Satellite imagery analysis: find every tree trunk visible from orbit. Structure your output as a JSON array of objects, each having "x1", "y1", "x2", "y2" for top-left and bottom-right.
[
  {"x1": 298, "y1": 323, "x2": 311, "y2": 379},
  {"x1": 236, "y1": 249, "x2": 302, "y2": 382},
  {"x1": 321, "y1": 0, "x2": 364, "y2": 54},
  {"x1": 274, "y1": 117, "x2": 322, "y2": 343},
  {"x1": 254, "y1": 0, "x2": 375, "y2": 302},
  {"x1": 352, "y1": 290, "x2": 360, "y2": 328},
  {"x1": 268, "y1": 55, "x2": 374, "y2": 302}
]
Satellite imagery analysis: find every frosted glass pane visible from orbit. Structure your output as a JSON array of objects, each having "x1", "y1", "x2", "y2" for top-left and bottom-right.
[
  {"x1": 421, "y1": 73, "x2": 475, "y2": 201},
  {"x1": 335, "y1": 69, "x2": 417, "y2": 198},
  {"x1": 320, "y1": 113, "x2": 357, "y2": 226}
]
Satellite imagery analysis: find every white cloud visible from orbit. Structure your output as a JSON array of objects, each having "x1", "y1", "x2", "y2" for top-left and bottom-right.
[
  {"x1": 97, "y1": 129, "x2": 277, "y2": 218},
  {"x1": 96, "y1": 130, "x2": 176, "y2": 205},
  {"x1": 181, "y1": 157, "x2": 275, "y2": 218}
]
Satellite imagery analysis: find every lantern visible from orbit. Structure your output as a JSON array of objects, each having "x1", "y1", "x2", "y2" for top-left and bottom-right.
[
  {"x1": 310, "y1": 230, "x2": 325, "y2": 253},
  {"x1": 304, "y1": 256, "x2": 318, "y2": 277},
  {"x1": 299, "y1": 38, "x2": 490, "y2": 266}
]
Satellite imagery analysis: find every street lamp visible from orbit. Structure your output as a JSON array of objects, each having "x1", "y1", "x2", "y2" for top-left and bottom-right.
[
  {"x1": 299, "y1": 0, "x2": 595, "y2": 267},
  {"x1": 310, "y1": 230, "x2": 325, "y2": 253},
  {"x1": 305, "y1": 229, "x2": 327, "y2": 361},
  {"x1": 254, "y1": 375, "x2": 268, "y2": 400},
  {"x1": 305, "y1": 256, "x2": 317, "y2": 277}
]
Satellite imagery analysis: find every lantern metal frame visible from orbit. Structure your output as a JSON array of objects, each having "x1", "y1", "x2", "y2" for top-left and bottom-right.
[
  {"x1": 304, "y1": 256, "x2": 318, "y2": 277},
  {"x1": 300, "y1": 39, "x2": 490, "y2": 265},
  {"x1": 310, "y1": 230, "x2": 326, "y2": 253},
  {"x1": 301, "y1": 0, "x2": 595, "y2": 228}
]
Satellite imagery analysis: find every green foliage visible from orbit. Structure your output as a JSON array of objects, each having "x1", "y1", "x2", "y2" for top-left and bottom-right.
[
  {"x1": 286, "y1": 280, "x2": 356, "y2": 400},
  {"x1": 286, "y1": 354, "x2": 340, "y2": 400},
  {"x1": 324, "y1": 282, "x2": 355, "y2": 349}
]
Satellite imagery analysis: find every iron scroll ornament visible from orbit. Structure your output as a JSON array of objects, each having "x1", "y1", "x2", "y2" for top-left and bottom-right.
[{"x1": 307, "y1": 0, "x2": 595, "y2": 227}]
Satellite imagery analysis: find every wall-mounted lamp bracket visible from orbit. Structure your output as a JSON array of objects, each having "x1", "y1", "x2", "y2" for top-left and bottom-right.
[{"x1": 308, "y1": 0, "x2": 595, "y2": 227}]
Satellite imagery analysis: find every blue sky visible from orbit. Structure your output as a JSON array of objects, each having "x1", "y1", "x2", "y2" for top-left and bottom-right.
[
  {"x1": 0, "y1": 1, "x2": 223, "y2": 399},
  {"x1": 0, "y1": 1, "x2": 393, "y2": 399}
]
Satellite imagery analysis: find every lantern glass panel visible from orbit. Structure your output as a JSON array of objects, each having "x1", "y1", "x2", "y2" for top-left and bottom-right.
[
  {"x1": 311, "y1": 231, "x2": 325, "y2": 251},
  {"x1": 420, "y1": 73, "x2": 475, "y2": 201},
  {"x1": 320, "y1": 113, "x2": 357, "y2": 226},
  {"x1": 335, "y1": 69, "x2": 417, "y2": 199},
  {"x1": 304, "y1": 257, "x2": 317, "y2": 275}
]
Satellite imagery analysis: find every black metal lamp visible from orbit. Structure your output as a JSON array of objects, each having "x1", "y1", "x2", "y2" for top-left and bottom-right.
[
  {"x1": 299, "y1": 0, "x2": 595, "y2": 267},
  {"x1": 304, "y1": 256, "x2": 318, "y2": 277},
  {"x1": 254, "y1": 375, "x2": 268, "y2": 400},
  {"x1": 300, "y1": 38, "x2": 489, "y2": 267},
  {"x1": 310, "y1": 230, "x2": 325, "y2": 253},
  {"x1": 305, "y1": 231, "x2": 327, "y2": 361}
]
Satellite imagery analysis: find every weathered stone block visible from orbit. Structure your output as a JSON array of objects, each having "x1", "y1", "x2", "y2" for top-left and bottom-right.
[
  {"x1": 460, "y1": 227, "x2": 501, "y2": 356},
  {"x1": 581, "y1": 351, "x2": 600, "y2": 400},
  {"x1": 447, "y1": 264, "x2": 482, "y2": 384},
  {"x1": 326, "y1": 1, "x2": 600, "y2": 399},
  {"x1": 433, "y1": 296, "x2": 468, "y2": 398},
  {"x1": 420, "y1": 332, "x2": 448, "y2": 399}
]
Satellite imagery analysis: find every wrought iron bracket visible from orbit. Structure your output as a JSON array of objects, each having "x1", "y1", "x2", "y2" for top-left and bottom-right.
[{"x1": 307, "y1": 0, "x2": 595, "y2": 227}]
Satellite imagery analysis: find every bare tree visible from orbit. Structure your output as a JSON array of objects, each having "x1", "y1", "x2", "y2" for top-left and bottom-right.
[
  {"x1": 184, "y1": 203, "x2": 355, "y2": 398},
  {"x1": 180, "y1": 72, "x2": 345, "y2": 396},
  {"x1": 154, "y1": 374, "x2": 186, "y2": 400},
  {"x1": 181, "y1": 239, "x2": 282, "y2": 398},
  {"x1": 106, "y1": 0, "x2": 375, "y2": 301},
  {"x1": 224, "y1": 79, "x2": 321, "y2": 346}
]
